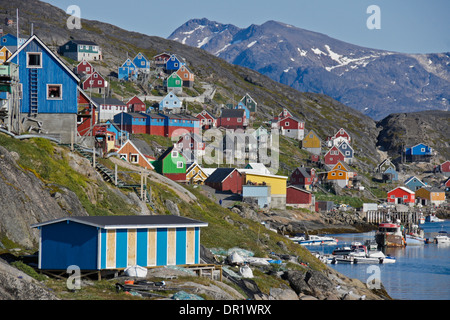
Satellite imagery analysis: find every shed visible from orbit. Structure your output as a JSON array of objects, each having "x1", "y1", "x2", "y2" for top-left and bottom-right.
[
  {"x1": 286, "y1": 186, "x2": 314, "y2": 208},
  {"x1": 205, "y1": 168, "x2": 242, "y2": 194},
  {"x1": 31, "y1": 215, "x2": 207, "y2": 271}
]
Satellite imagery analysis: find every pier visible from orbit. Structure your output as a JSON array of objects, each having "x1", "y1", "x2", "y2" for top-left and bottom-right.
[{"x1": 365, "y1": 210, "x2": 424, "y2": 225}]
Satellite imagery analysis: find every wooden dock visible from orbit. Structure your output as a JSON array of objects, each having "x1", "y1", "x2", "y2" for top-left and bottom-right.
[{"x1": 365, "y1": 210, "x2": 424, "y2": 225}]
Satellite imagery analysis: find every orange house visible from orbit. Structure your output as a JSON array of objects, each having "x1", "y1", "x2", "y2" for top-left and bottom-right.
[
  {"x1": 176, "y1": 65, "x2": 195, "y2": 87},
  {"x1": 117, "y1": 139, "x2": 154, "y2": 170},
  {"x1": 325, "y1": 161, "x2": 354, "y2": 188},
  {"x1": 0, "y1": 46, "x2": 12, "y2": 64},
  {"x1": 415, "y1": 187, "x2": 446, "y2": 206}
]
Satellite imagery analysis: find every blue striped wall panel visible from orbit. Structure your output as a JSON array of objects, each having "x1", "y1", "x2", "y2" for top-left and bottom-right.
[
  {"x1": 156, "y1": 228, "x2": 168, "y2": 266},
  {"x1": 136, "y1": 229, "x2": 148, "y2": 267},
  {"x1": 176, "y1": 228, "x2": 187, "y2": 265},
  {"x1": 100, "y1": 229, "x2": 107, "y2": 269},
  {"x1": 115, "y1": 229, "x2": 128, "y2": 269},
  {"x1": 195, "y1": 227, "x2": 200, "y2": 264}
]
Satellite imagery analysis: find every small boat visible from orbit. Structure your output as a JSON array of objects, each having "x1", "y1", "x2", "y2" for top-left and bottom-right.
[
  {"x1": 434, "y1": 230, "x2": 450, "y2": 244},
  {"x1": 375, "y1": 221, "x2": 406, "y2": 247},
  {"x1": 405, "y1": 224, "x2": 426, "y2": 245},
  {"x1": 293, "y1": 234, "x2": 338, "y2": 246},
  {"x1": 426, "y1": 214, "x2": 444, "y2": 223},
  {"x1": 332, "y1": 243, "x2": 396, "y2": 264}
]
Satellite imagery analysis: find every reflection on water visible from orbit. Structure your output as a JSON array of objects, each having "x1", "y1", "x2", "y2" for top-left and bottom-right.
[{"x1": 306, "y1": 221, "x2": 450, "y2": 300}]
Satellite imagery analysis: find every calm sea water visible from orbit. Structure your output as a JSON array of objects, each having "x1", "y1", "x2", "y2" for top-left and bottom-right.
[{"x1": 305, "y1": 220, "x2": 450, "y2": 300}]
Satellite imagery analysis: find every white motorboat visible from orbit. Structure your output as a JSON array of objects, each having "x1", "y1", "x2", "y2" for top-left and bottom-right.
[
  {"x1": 333, "y1": 244, "x2": 396, "y2": 264},
  {"x1": 426, "y1": 215, "x2": 444, "y2": 223},
  {"x1": 434, "y1": 230, "x2": 450, "y2": 244},
  {"x1": 293, "y1": 234, "x2": 338, "y2": 246}
]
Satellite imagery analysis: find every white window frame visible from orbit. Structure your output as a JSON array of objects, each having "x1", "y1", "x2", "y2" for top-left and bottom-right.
[
  {"x1": 177, "y1": 161, "x2": 184, "y2": 169},
  {"x1": 172, "y1": 151, "x2": 179, "y2": 158},
  {"x1": 27, "y1": 52, "x2": 42, "y2": 68},
  {"x1": 130, "y1": 154, "x2": 139, "y2": 164},
  {"x1": 47, "y1": 84, "x2": 62, "y2": 100}
]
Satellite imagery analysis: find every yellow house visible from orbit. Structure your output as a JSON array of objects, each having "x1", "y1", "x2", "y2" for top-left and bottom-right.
[
  {"x1": 302, "y1": 130, "x2": 322, "y2": 155},
  {"x1": 415, "y1": 187, "x2": 446, "y2": 206},
  {"x1": 243, "y1": 172, "x2": 288, "y2": 209},
  {"x1": 0, "y1": 46, "x2": 12, "y2": 65},
  {"x1": 186, "y1": 162, "x2": 208, "y2": 184}
]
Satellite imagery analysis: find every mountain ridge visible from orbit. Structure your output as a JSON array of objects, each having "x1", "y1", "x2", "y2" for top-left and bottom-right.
[{"x1": 168, "y1": 18, "x2": 450, "y2": 120}]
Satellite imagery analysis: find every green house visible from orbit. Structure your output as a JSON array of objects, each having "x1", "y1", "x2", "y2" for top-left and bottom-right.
[
  {"x1": 152, "y1": 146, "x2": 187, "y2": 182},
  {"x1": 165, "y1": 72, "x2": 183, "y2": 94}
]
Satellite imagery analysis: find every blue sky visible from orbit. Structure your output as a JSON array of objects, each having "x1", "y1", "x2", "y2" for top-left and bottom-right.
[{"x1": 43, "y1": 0, "x2": 449, "y2": 54}]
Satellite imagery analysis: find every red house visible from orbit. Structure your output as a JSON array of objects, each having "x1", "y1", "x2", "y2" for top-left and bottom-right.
[
  {"x1": 196, "y1": 110, "x2": 217, "y2": 129},
  {"x1": 154, "y1": 52, "x2": 171, "y2": 67},
  {"x1": 218, "y1": 109, "x2": 246, "y2": 130},
  {"x1": 271, "y1": 108, "x2": 305, "y2": 140},
  {"x1": 324, "y1": 146, "x2": 345, "y2": 166},
  {"x1": 75, "y1": 59, "x2": 94, "y2": 75},
  {"x1": 387, "y1": 187, "x2": 415, "y2": 205},
  {"x1": 126, "y1": 95, "x2": 146, "y2": 113},
  {"x1": 290, "y1": 167, "x2": 317, "y2": 190},
  {"x1": 83, "y1": 71, "x2": 107, "y2": 94},
  {"x1": 445, "y1": 178, "x2": 450, "y2": 190},
  {"x1": 205, "y1": 168, "x2": 243, "y2": 194},
  {"x1": 77, "y1": 88, "x2": 98, "y2": 137},
  {"x1": 438, "y1": 160, "x2": 450, "y2": 177},
  {"x1": 286, "y1": 186, "x2": 313, "y2": 208}
]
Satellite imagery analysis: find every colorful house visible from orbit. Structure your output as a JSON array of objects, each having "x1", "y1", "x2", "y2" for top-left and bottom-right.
[
  {"x1": 105, "y1": 120, "x2": 129, "y2": 146},
  {"x1": 387, "y1": 187, "x2": 415, "y2": 206},
  {"x1": 118, "y1": 59, "x2": 138, "y2": 81},
  {"x1": 132, "y1": 52, "x2": 150, "y2": 73},
  {"x1": 165, "y1": 54, "x2": 183, "y2": 73},
  {"x1": 324, "y1": 146, "x2": 345, "y2": 167},
  {"x1": 165, "y1": 73, "x2": 183, "y2": 94},
  {"x1": 242, "y1": 172, "x2": 288, "y2": 209},
  {"x1": 415, "y1": 187, "x2": 446, "y2": 206},
  {"x1": 377, "y1": 158, "x2": 396, "y2": 174},
  {"x1": 271, "y1": 108, "x2": 305, "y2": 140},
  {"x1": 117, "y1": 139, "x2": 154, "y2": 170},
  {"x1": 290, "y1": 167, "x2": 317, "y2": 191},
  {"x1": 302, "y1": 130, "x2": 321, "y2": 155},
  {"x1": 328, "y1": 128, "x2": 351, "y2": 147},
  {"x1": 404, "y1": 143, "x2": 433, "y2": 162},
  {"x1": 31, "y1": 215, "x2": 207, "y2": 271},
  {"x1": 59, "y1": 39, "x2": 102, "y2": 61},
  {"x1": 404, "y1": 176, "x2": 426, "y2": 191},
  {"x1": 382, "y1": 167, "x2": 399, "y2": 182},
  {"x1": 154, "y1": 52, "x2": 171, "y2": 67},
  {"x1": 160, "y1": 91, "x2": 183, "y2": 112},
  {"x1": 218, "y1": 108, "x2": 247, "y2": 129},
  {"x1": 177, "y1": 132, "x2": 205, "y2": 162},
  {"x1": 0, "y1": 33, "x2": 26, "y2": 49},
  {"x1": 152, "y1": 145, "x2": 187, "y2": 182},
  {"x1": 0, "y1": 46, "x2": 12, "y2": 65},
  {"x1": 82, "y1": 71, "x2": 107, "y2": 94},
  {"x1": 7, "y1": 35, "x2": 80, "y2": 143},
  {"x1": 239, "y1": 93, "x2": 257, "y2": 114},
  {"x1": 205, "y1": 168, "x2": 243, "y2": 194},
  {"x1": 437, "y1": 160, "x2": 450, "y2": 177},
  {"x1": 75, "y1": 59, "x2": 94, "y2": 75},
  {"x1": 234, "y1": 101, "x2": 251, "y2": 122},
  {"x1": 337, "y1": 140, "x2": 354, "y2": 164},
  {"x1": 176, "y1": 65, "x2": 195, "y2": 87},
  {"x1": 444, "y1": 178, "x2": 450, "y2": 191},
  {"x1": 162, "y1": 114, "x2": 200, "y2": 138},
  {"x1": 126, "y1": 95, "x2": 146, "y2": 113},
  {"x1": 195, "y1": 109, "x2": 217, "y2": 129},
  {"x1": 325, "y1": 161, "x2": 354, "y2": 188},
  {"x1": 286, "y1": 186, "x2": 314, "y2": 209},
  {"x1": 77, "y1": 87, "x2": 99, "y2": 137},
  {"x1": 115, "y1": 112, "x2": 149, "y2": 134},
  {"x1": 186, "y1": 162, "x2": 208, "y2": 184},
  {"x1": 92, "y1": 97, "x2": 127, "y2": 122}
]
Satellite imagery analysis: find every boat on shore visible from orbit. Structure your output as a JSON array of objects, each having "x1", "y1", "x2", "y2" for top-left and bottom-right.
[{"x1": 375, "y1": 221, "x2": 406, "y2": 247}]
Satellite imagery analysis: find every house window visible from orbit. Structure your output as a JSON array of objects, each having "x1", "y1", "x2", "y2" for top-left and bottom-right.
[
  {"x1": 174, "y1": 63, "x2": 178, "y2": 67},
  {"x1": 237, "y1": 118, "x2": 242, "y2": 123},
  {"x1": 27, "y1": 52, "x2": 42, "y2": 68},
  {"x1": 285, "y1": 122, "x2": 289, "y2": 126},
  {"x1": 338, "y1": 172, "x2": 343, "y2": 176},
  {"x1": 130, "y1": 154, "x2": 139, "y2": 163},
  {"x1": 345, "y1": 151, "x2": 350, "y2": 156},
  {"x1": 391, "y1": 195, "x2": 395, "y2": 199},
  {"x1": 421, "y1": 148, "x2": 425, "y2": 152},
  {"x1": 98, "y1": 80, "x2": 102, "y2": 85},
  {"x1": 177, "y1": 161, "x2": 184, "y2": 168},
  {"x1": 47, "y1": 84, "x2": 62, "y2": 99},
  {"x1": 172, "y1": 151, "x2": 178, "y2": 158},
  {"x1": 86, "y1": 67, "x2": 90, "y2": 72},
  {"x1": 403, "y1": 195, "x2": 408, "y2": 199},
  {"x1": 331, "y1": 172, "x2": 336, "y2": 176}
]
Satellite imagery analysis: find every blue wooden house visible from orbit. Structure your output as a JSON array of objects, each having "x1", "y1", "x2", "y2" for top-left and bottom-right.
[
  {"x1": 404, "y1": 143, "x2": 433, "y2": 162},
  {"x1": 235, "y1": 101, "x2": 251, "y2": 120},
  {"x1": 118, "y1": 58, "x2": 137, "y2": 81},
  {"x1": 105, "y1": 120, "x2": 130, "y2": 145},
  {"x1": 31, "y1": 215, "x2": 208, "y2": 271},
  {"x1": 7, "y1": 35, "x2": 80, "y2": 143},
  {"x1": 0, "y1": 33, "x2": 26, "y2": 50},
  {"x1": 337, "y1": 140, "x2": 354, "y2": 164},
  {"x1": 404, "y1": 176, "x2": 426, "y2": 191},
  {"x1": 160, "y1": 91, "x2": 182, "y2": 112},
  {"x1": 382, "y1": 167, "x2": 398, "y2": 182},
  {"x1": 132, "y1": 52, "x2": 150, "y2": 73},
  {"x1": 165, "y1": 54, "x2": 184, "y2": 73}
]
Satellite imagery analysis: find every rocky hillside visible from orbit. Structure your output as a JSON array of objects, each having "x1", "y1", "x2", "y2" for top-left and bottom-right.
[
  {"x1": 169, "y1": 18, "x2": 450, "y2": 120},
  {"x1": 377, "y1": 110, "x2": 450, "y2": 161}
]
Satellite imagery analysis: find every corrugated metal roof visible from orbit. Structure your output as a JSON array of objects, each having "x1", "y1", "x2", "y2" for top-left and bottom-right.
[{"x1": 31, "y1": 215, "x2": 207, "y2": 229}]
